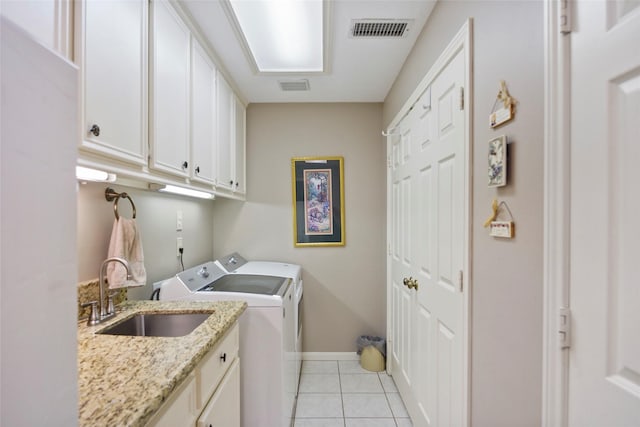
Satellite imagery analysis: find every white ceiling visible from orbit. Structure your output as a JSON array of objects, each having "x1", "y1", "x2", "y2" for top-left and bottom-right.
[{"x1": 180, "y1": 0, "x2": 436, "y2": 104}]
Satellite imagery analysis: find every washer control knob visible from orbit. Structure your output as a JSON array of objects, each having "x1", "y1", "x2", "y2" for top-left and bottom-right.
[{"x1": 198, "y1": 266, "x2": 209, "y2": 278}]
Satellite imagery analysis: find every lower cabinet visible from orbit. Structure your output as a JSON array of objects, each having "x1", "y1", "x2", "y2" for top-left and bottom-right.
[
  {"x1": 146, "y1": 323, "x2": 239, "y2": 427},
  {"x1": 197, "y1": 359, "x2": 240, "y2": 427},
  {"x1": 147, "y1": 374, "x2": 198, "y2": 427}
]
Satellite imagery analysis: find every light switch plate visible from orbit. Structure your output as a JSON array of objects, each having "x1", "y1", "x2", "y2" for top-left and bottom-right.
[{"x1": 176, "y1": 210, "x2": 183, "y2": 231}]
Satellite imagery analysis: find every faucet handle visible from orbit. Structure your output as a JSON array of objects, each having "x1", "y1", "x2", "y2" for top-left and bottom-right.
[
  {"x1": 107, "y1": 291, "x2": 119, "y2": 316},
  {"x1": 81, "y1": 301, "x2": 100, "y2": 326}
]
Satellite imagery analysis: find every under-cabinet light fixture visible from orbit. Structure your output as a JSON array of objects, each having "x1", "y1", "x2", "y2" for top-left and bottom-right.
[
  {"x1": 76, "y1": 166, "x2": 116, "y2": 182},
  {"x1": 149, "y1": 183, "x2": 215, "y2": 200},
  {"x1": 227, "y1": 0, "x2": 324, "y2": 73}
]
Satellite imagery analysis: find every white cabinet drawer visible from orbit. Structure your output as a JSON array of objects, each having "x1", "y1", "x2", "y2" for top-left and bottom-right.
[
  {"x1": 197, "y1": 358, "x2": 240, "y2": 427},
  {"x1": 197, "y1": 323, "x2": 239, "y2": 408}
]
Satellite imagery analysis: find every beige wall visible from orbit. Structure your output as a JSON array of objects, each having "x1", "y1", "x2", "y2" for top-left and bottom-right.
[
  {"x1": 384, "y1": 1, "x2": 544, "y2": 426},
  {"x1": 212, "y1": 103, "x2": 386, "y2": 352},
  {"x1": 77, "y1": 182, "x2": 214, "y2": 300}
]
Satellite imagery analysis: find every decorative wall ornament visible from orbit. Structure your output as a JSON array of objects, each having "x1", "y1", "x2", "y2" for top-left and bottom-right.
[
  {"x1": 489, "y1": 80, "x2": 516, "y2": 128},
  {"x1": 488, "y1": 135, "x2": 507, "y2": 187},
  {"x1": 484, "y1": 198, "x2": 515, "y2": 239}
]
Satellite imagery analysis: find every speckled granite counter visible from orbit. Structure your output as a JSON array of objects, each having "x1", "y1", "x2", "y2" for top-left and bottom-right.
[{"x1": 78, "y1": 300, "x2": 246, "y2": 427}]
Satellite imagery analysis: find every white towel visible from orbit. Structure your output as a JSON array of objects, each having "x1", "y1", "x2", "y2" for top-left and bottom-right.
[{"x1": 106, "y1": 217, "x2": 146, "y2": 289}]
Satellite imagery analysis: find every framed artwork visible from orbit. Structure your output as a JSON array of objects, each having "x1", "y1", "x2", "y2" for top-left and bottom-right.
[
  {"x1": 488, "y1": 135, "x2": 507, "y2": 187},
  {"x1": 291, "y1": 156, "x2": 345, "y2": 247}
]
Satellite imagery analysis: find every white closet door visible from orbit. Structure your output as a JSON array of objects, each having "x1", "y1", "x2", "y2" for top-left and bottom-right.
[
  {"x1": 389, "y1": 46, "x2": 467, "y2": 427},
  {"x1": 412, "y1": 49, "x2": 465, "y2": 427},
  {"x1": 390, "y1": 114, "x2": 417, "y2": 396},
  {"x1": 568, "y1": 1, "x2": 640, "y2": 425}
]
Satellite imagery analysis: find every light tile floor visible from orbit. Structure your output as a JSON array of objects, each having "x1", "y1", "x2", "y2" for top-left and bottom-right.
[{"x1": 294, "y1": 360, "x2": 413, "y2": 427}]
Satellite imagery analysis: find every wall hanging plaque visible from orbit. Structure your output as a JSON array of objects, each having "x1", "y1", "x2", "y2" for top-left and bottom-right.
[
  {"x1": 490, "y1": 80, "x2": 516, "y2": 128},
  {"x1": 483, "y1": 199, "x2": 515, "y2": 239},
  {"x1": 291, "y1": 157, "x2": 345, "y2": 247},
  {"x1": 488, "y1": 135, "x2": 507, "y2": 187}
]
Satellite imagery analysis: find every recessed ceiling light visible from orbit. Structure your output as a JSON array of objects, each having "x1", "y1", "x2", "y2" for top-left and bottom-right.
[{"x1": 228, "y1": 0, "x2": 324, "y2": 73}]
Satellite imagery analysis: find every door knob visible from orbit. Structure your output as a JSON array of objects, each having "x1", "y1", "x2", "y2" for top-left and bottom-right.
[
  {"x1": 408, "y1": 278, "x2": 419, "y2": 290},
  {"x1": 89, "y1": 124, "x2": 100, "y2": 136}
]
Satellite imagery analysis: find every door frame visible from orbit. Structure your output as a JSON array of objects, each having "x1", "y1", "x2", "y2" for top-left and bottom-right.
[
  {"x1": 542, "y1": 0, "x2": 570, "y2": 425},
  {"x1": 385, "y1": 19, "x2": 473, "y2": 426}
]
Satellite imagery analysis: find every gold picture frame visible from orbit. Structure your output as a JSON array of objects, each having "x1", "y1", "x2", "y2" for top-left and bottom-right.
[{"x1": 291, "y1": 156, "x2": 345, "y2": 247}]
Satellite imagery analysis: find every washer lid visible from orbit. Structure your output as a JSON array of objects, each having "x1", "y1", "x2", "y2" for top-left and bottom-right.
[{"x1": 199, "y1": 274, "x2": 290, "y2": 296}]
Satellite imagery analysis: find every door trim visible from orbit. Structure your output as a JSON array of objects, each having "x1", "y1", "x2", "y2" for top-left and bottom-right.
[
  {"x1": 542, "y1": 1, "x2": 570, "y2": 426},
  {"x1": 385, "y1": 18, "x2": 473, "y2": 427}
]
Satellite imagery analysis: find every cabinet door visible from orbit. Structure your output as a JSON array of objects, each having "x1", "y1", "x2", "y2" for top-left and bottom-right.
[
  {"x1": 233, "y1": 96, "x2": 246, "y2": 195},
  {"x1": 191, "y1": 37, "x2": 217, "y2": 185},
  {"x1": 197, "y1": 358, "x2": 240, "y2": 427},
  {"x1": 81, "y1": 0, "x2": 147, "y2": 165},
  {"x1": 215, "y1": 74, "x2": 233, "y2": 191},
  {"x1": 147, "y1": 374, "x2": 198, "y2": 427},
  {"x1": 1, "y1": 0, "x2": 72, "y2": 57},
  {"x1": 150, "y1": 0, "x2": 190, "y2": 177}
]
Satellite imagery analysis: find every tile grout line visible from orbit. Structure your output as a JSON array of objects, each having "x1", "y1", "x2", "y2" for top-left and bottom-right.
[
  {"x1": 338, "y1": 360, "x2": 346, "y2": 426},
  {"x1": 295, "y1": 360, "x2": 411, "y2": 427}
]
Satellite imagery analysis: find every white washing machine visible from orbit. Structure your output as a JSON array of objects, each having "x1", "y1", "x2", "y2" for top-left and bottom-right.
[
  {"x1": 216, "y1": 253, "x2": 303, "y2": 399},
  {"x1": 158, "y1": 254, "x2": 302, "y2": 427}
]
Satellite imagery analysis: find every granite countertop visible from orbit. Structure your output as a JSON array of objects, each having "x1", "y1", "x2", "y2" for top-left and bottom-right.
[{"x1": 78, "y1": 300, "x2": 247, "y2": 427}]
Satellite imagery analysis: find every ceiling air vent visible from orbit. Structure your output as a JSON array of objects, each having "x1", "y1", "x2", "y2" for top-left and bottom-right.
[
  {"x1": 350, "y1": 19, "x2": 412, "y2": 38},
  {"x1": 278, "y1": 79, "x2": 310, "y2": 91}
]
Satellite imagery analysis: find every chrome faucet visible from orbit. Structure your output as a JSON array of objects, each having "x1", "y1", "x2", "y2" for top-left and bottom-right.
[
  {"x1": 99, "y1": 257, "x2": 132, "y2": 317},
  {"x1": 82, "y1": 257, "x2": 132, "y2": 326}
]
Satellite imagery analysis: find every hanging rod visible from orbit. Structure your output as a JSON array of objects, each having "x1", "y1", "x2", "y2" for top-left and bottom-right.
[
  {"x1": 382, "y1": 126, "x2": 399, "y2": 137},
  {"x1": 105, "y1": 187, "x2": 136, "y2": 220}
]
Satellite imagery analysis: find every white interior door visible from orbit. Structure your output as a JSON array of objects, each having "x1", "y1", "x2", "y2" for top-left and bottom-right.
[
  {"x1": 390, "y1": 116, "x2": 416, "y2": 397},
  {"x1": 412, "y1": 49, "x2": 465, "y2": 427},
  {"x1": 389, "y1": 43, "x2": 468, "y2": 427},
  {"x1": 569, "y1": 1, "x2": 640, "y2": 425}
]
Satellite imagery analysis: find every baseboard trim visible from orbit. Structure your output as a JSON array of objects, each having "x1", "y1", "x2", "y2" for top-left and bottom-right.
[{"x1": 302, "y1": 352, "x2": 359, "y2": 361}]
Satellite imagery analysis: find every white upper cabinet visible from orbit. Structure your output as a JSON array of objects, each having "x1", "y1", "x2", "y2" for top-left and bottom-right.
[
  {"x1": 215, "y1": 75, "x2": 247, "y2": 196},
  {"x1": 76, "y1": 0, "x2": 245, "y2": 199},
  {"x1": 233, "y1": 96, "x2": 246, "y2": 195},
  {"x1": 216, "y1": 74, "x2": 234, "y2": 191},
  {"x1": 1, "y1": 0, "x2": 73, "y2": 58},
  {"x1": 150, "y1": 0, "x2": 190, "y2": 177},
  {"x1": 190, "y1": 37, "x2": 217, "y2": 185},
  {"x1": 79, "y1": 0, "x2": 148, "y2": 165}
]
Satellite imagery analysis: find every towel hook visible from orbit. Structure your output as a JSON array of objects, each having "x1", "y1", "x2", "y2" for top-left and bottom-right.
[{"x1": 105, "y1": 187, "x2": 136, "y2": 220}]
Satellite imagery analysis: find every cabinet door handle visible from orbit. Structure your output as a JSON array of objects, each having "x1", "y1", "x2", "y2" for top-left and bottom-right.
[
  {"x1": 220, "y1": 352, "x2": 227, "y2": 362},
  {"x1": 182, "y1": 161, "x2": 188, "y2": 170},
  {"x1": 229, "y1": 180, "x2": 234, "y2": 185},
  {"x1": 89, "y1": 124, "x2": 100, "y2": 136},
  {"x1": 195, "y1": 166, "x2": 200, "y2": 174},
  {"x1": 235, "y1": 182, "x2": 239, "y2": 188}
]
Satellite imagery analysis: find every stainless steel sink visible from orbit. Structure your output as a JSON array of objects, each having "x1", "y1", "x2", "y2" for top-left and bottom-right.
[{"x1": 97, "y1": 312, "x2": 211, "y2": 337}]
